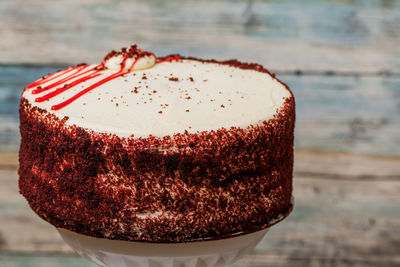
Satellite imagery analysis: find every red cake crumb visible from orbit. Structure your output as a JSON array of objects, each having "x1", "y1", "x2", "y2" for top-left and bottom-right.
[
  {"x1": 102, "y1": 44, "x2": 153, "y2": 66},
  {"x1": 18, "y1": 56, "x2": 295, "y2": 243}
]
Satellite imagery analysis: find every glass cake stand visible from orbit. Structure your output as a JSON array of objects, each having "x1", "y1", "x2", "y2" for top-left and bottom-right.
[
  {"x1": 58, "y1": 227, "x2": 268, "y2": 267},
  {"x1": 57, "y1": 199, "x2": 293, "y2": 267}
]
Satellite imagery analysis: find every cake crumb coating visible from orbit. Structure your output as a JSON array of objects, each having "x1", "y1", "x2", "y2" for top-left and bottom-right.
[{"x1": 19, "y1": 57, "x2": 295, "y2": 242}]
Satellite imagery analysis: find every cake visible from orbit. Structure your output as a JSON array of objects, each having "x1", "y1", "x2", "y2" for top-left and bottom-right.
[{"x1": 19, "y1": 45, "x2": 295, "y2": 243}]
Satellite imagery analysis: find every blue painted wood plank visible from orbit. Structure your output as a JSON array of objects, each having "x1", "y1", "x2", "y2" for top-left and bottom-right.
[
  {"x1": 0, "y1": 0, "x2": 399, "y2": 72},
  {"x1": 1, "y1": 65, "x2": 399, "y2": 156},
  {"x1": 0, "y1": 253, "x2": 95, "y2": 267},
  {"x1": 1, "y1": 152, "x2": 399, "y2": 266}
]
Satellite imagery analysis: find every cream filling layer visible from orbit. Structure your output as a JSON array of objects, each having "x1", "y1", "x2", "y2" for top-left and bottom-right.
[{"x1": 23, "y1": 60, "x2": 291, "y2": 138}]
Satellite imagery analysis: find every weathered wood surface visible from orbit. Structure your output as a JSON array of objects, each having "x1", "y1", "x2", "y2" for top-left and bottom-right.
[
  {"x1": 1, "y1": 0, "x2": 399, "y2": 73},
  {"x1": 1, "y1": 151, "x2": 399, "y2": 266},
  {"x1": 1, "y1": 66, "x2": 400, "y2": 156},
  {"x1": 1, "y1": 0, "x2": 399, "y2": 266}
]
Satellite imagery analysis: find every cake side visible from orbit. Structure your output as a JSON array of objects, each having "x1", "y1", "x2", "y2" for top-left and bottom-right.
[
  {"x1": 19, "y1": 95, "x2": 295, "y2": 242},
  {"x1": 19, "y1": 50, "x2": 295, "y2": 242}
]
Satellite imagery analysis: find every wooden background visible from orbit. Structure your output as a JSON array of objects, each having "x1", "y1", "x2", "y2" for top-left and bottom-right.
[{"x1": 0, "y1": 0, "x2": 399, "y2": 266}]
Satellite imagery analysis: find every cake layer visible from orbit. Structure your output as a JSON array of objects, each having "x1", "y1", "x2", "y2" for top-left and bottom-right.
[
  {"x1": 22, "y1": 57, "x2": 291, "y2": 138},
  {"x1": 19, "y1": 47, "x2": 295, "y2": 242},
  {"x1": 19, "y1": 97, "x2": 294, "y2": 242}
]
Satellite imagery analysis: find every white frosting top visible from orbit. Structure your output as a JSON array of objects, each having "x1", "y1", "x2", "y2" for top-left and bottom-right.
[
  {"x1": 104, "y1": 54, "x2": 156, "y2": 71},
  {"x1": 22, "y1": 59, "x2": 291, "y2": 138}
]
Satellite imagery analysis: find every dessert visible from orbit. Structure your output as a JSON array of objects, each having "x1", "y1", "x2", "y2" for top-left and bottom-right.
[{"x1": 19, "y1": 45, "x2": 295, "y2": 243}]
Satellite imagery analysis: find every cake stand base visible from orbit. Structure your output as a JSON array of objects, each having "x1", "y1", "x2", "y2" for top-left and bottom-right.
[{"x1": 57, "y1": 228, "x2": 269, "y2": 267}]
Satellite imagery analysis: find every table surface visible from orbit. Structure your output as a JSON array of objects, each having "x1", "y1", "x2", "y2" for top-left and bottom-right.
[{"x1": 0, "y1": 0, "x2": 399, "y2": 266}]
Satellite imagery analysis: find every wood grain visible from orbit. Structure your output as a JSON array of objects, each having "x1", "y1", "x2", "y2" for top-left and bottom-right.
[
  {"x1": 2, "y1": 66, "x2": 400, "y2": 156},
  {"x1": 1, "y1": 151, "x2": 399, "y2": 266},
  {"x1": 0, "y1": 0, "x2": 399, "y2": 266},
  {"x1": 0, "y1": 0, "x2": 399, "y2": 73}
]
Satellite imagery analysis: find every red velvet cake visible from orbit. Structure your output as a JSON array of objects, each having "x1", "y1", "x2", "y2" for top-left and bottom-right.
[{"x1": 19, "y1": 45, "x2": 295, "y2": 242}]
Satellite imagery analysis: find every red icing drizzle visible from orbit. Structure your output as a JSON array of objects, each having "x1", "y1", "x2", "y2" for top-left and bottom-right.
[
  {"x1": 156, "y1": 55, "x2": 181, "y2": 64},
  {"x1": 35, "y1": 71, "x2": 102, "y2": 103},
  {"x1": 24, "y1": 67, "x2": 77, "y2": 91},
  {"x1": 128, "y1": 56, "x2": 141, "y2": 72},
  {"x1": 32, "y1": 65, "x2": 92, "y2": 94},
  {"x1": 51, "y1": 71, "x2": 127, "y2": 110},
  {"x1": 25, "y1": 50, "x2": 181, "y2": 110}
]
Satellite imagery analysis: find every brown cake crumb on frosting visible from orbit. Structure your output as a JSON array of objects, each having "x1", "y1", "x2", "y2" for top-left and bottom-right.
[
  {"x1": 18, "y1": 57, "x2": 295, "y2": 243},
  {"x1": 102, "y1": 44, "x2": 154, "y2": 66}
]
